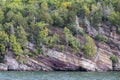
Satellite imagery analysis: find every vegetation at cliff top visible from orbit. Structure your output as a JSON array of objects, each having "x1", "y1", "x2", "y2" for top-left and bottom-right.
[{"x1": 0, "y1": 0, "x2": 120, "y2": 62}]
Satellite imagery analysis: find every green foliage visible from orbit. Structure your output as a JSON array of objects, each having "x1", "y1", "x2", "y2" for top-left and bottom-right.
[
  {"x1": 83, "y1": 5, "x2": 90, "y2": 17},
  {"x1": 39, "y1": 1, "x2": 53, "y2": 24},
  {"x1": 64, "y1": 27, "x2": 71, "y2": 44},
  {"x1": 64, "y1": 27, "x2": 80, "y2": 51},
  {"x1": 36, "y1": 22, "x2": 49, "y2": 53},
  {"x1": 6, "y1": 11, "x2": 15, "y2": 22},
  {"x1": 0, "y1": 0, "x2": 119, "y2": 60},
  {"x1": 0, "y1": 44, "x2": 5, "y2": 54},
  {"x1": 110, "y1": 55, "x2": 117, "y2": 64},
  {"x1": 0, "y1": 31, "x2": 9, "y2": 62},
  {"x1": 10, "y1": 35, "x2": 22, "y2": 56},
  {"x1": 108, "y1": 11, "x2": 120, "y2": 26},
  {"x1": 0, "y1": 31, "x2": 9, "y2": 45},
  {"x1": 67, "y1": 24, "x2": 77, "y2": 35},
  {"x1": 83, "y1": 35, "x2": 96, "y2": 58},
  {"x1": 95, "y1": 34, "x2": 108, "y2": 43},
  {"x1": 46, "y1": 33, "x2": 59, "y2": 48},
  {"x1": 37, "y1": 27, "x2": 48, "y2": 43},
  {"x1": 117, "y1": 27, "x2": 120, "y2": 34},
  {"x1": 51, "y1": 10, "x2": 64, "y2": 27},
  {"x1": 0, "y1": 8, "x2": 4, "y2": 23},
  {"x1": 70, "y1": 38, "x2": 80, "y2": 50},
  {"x1": 60, "y1": 45, "x2": 64, "y2": 51},
  {"x1": 0, "y1": 44, "x2": 5, "y2": 62},
  {"x1": 91, "y1": 9, "x2": 103, "y2": 27},
  {"x1": 16, "y1": 26, "x2": 27, "y2": 48},
  {"x1": 1, "y1": 0, "x2": 120, "y2": 30},
  {"x1": 6, "y1": 0, "x2": 22, "y2": 12},
  {"x1": 79, "y1": 31, "x2": 85, "y2": 36},
  {"x1": 14, "y1": 12, "x2": 26, "y2": 26}
]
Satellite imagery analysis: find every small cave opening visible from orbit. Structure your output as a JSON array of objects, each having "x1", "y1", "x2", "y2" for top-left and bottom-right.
[{"x1": 78, "y1": 67, "x2": 87, "y2": 71}]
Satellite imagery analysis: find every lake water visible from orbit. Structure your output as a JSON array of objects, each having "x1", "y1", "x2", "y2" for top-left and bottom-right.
[{"x1": 0, "y1": 71, "x2": 119, "y2": 80}]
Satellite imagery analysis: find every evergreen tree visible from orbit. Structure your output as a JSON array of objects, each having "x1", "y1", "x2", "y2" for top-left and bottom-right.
[
  {"x1": 83, "y1": 35, "x2": 97, "y2": 58},
  {"x1": 16, "y1": 26, "x2": 27, "y2": 48},
  {"x1": 10, "y1": 34, "x2": 22, "y2": 56},
  {"x1": 0, "y1": 31, "x2": 9, "y2": 61}
]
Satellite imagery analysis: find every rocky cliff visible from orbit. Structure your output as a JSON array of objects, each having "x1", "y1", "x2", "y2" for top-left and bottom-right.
[
  {"x1": 0, "y1": 23, "x2": 119, "y2": 72},
  {"x1": 0, "y1": 0, "x2": 120, "y2": 72},
  {"x1": 0, "y1": 25, "x2": 120, "y2": 71}
]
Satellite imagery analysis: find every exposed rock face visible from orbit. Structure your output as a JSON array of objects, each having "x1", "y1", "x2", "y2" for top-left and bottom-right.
[
  {"x1": 0, "y1": 63, "x2": 7, "y2": 71},
  {"x1": 91, "y1": 27, "x2": 98, "y2": 37},
  {"x1": 84, "y1": 18, "x2": 98, "y2": 37},
  {"x1": 1, "y1": 37, "x2": 119, "y2": 72},
  {"x1": 96, "y1": 48, "x2": 112, "y2": 71},
  {"x1": 35, "y1": 55, "x2": 80, "y2": 71},
  {"x1": 98, "y1": 27, "x2": 105, "y2": 34},
  {"x1": 18, "y1": 64, "x2": 32, "y2": 71},
  {"x1": 1, "y1": 38, "x2": 119, "y2": 72},
  {"x1": 96, "y1": 43, "x2": 113, "y2": 71},
  {"x1": 114, "y1": 56, "x2": 120, "y2": 71},
  {"x1": 80, "y1": 58, "x2": 97, "y2": 71},
  {"x1": 26, "y1": 56, "x2": 53, "y2": 71},
  {"x1": 4, "y1": 54, "x2": 19, "y2": 70},
  {"x1": 84, "y1": 18, "x2": 91, "y2": 35},
  {"x1": 3, "y1": 52, "x2": 50, "y2": 71},
  {"x1": 46, "y1": 49, "x2": 97, "y2": 71},
  {"x1": 75, "y1": 15, "x2": 83, "y2": 32},
  {"x1": 1, "y1": 48, "x2": 114, "y2": 71}
]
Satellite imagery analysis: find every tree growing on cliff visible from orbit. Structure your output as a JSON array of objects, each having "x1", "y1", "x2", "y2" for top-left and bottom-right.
[
  {"x1": 110, "y1": 55, "x2": 118, "y2": 67},
  {"x1": 16, "y1": 26, "x2": 27, "y2": 49},
  {"x1": 0, "y1": 31, "x2": 9, "y2": 48},
  {"x1": 0, "y1": 31, "x2": 9, "y2": 62},
  {"x1": 95, "y1": 34, "x2": 108, "y2": 43},
  {"x1": 108, "y1": 11, "x2": 120, "y2": 26},
  {"x1": 64, "y1": 27, "x2": 80, "y2": 51},
  {"x1": 46, "y1": 33, "x2": 59, "y2": 48},
  {"x1": 10, "y1": 34, "x2": 23, "y2": 56},
  {"x1": 39, "y1": 1, "x2": 53, "y2": 24},
  {"x1": 0, "y1": 8, "x2": 4, "y2": 23},
  {"x1": 35, "y1": 22, "x2": 49, "y2": 54},
  {"x1": 83, "y1": 35, "x2": 97, "y2": 58}
]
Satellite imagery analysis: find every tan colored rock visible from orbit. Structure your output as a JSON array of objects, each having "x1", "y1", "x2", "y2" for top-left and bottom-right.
[
  {"x1": 47, "y1": 49, "x2": 97, "y2": 71},
  {"x1": 96, "y1": 48, "x2": 112, "y2": 71},
  {"x1": 0, "y1": 63, "x2": 8, "y2": 71}
]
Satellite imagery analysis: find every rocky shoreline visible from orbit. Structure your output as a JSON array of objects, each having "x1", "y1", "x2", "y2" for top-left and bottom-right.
[{"x1": 0, "y1": 49, "x2": 119, "y2": 72}]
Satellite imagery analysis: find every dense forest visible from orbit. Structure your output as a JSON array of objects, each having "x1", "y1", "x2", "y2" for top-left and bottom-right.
[{"x1": 0, "y1": 0, "x2": 120, "y2": 65}]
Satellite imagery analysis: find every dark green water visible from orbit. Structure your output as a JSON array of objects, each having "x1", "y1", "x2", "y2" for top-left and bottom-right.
[{"x1": 0, "y1": 71, "x2": 120, "y2": 80}]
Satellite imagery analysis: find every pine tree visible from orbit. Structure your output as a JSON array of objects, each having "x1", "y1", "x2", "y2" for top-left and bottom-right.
[
  {"x1": 83, "y1": 35, "x2": 97, "y2": 58},
  {"x1": 10, "y1": 34, "x2": 22, "y2": 56},
  {"x1": 16, "y1": 26, "x2": 27, "y2": 48}
]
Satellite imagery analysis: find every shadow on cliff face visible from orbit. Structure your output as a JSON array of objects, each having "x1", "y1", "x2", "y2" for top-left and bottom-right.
[
  {"x1": 35, "y1": 55, "x2": 88, "y2": 71},
  {"x1": 52, "y1": 66, "x2": 87, "y2": 71},
  {"x1": 78, "y1": 67, "x2": 87, "y2": 71}
]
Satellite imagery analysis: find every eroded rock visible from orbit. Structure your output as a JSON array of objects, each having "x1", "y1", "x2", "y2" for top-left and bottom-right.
[
  {"x1": 46, "y1": 49, "x2": 97, "y2": 71},
  {"x1": 0, "y1": 63, "x2": 8, "y2": 71},
  {"x1": 96, "y1": 48, "x2": 112, "y2": 71},
  {"x1": 5, "y1": 54, "x2": 19, "y2": 70}
]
